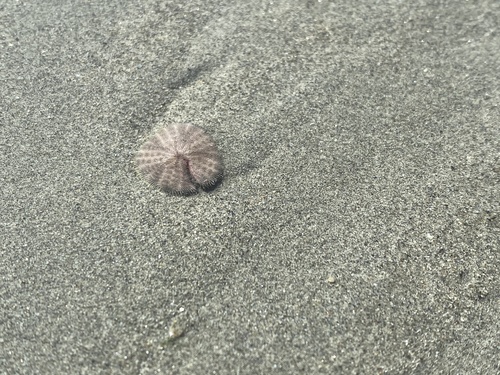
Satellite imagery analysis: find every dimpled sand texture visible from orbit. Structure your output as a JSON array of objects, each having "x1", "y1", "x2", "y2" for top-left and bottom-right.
[{"x1": 136, "y1": 123, "x2": 223, "y2": 194}]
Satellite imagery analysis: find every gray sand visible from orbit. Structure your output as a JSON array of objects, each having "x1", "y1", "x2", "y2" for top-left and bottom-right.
[{"x1": 1, "y1": 1, "x2": 499, "y2": 374}]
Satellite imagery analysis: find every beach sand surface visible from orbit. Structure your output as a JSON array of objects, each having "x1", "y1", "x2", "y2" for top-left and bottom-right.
[{"x1": 1, "y1": 1, "x2": 499, "y2": 374}]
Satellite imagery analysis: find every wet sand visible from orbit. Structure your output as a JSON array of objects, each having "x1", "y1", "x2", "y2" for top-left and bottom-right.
[{"x1": 1, "y1": 1, "x2": 499, "y2": 373}]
